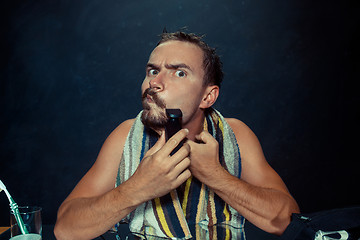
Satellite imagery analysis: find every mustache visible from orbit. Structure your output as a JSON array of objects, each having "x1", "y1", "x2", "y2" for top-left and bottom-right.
[{"x1": 142, "y1": 88, "x2": 166, "y2": 109}]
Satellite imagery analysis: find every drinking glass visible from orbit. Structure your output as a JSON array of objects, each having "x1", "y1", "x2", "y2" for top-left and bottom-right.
[{"x1": 10, "y1": 206, "x2": 42, "y2": 240}]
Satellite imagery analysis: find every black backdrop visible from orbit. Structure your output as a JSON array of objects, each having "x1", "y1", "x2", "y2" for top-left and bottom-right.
[{"x1": 1, "y1": 0, "x2": 359, "y2": 225}]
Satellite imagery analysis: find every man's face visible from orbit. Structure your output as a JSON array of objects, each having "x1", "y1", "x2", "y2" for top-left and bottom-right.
[{"x1": 141, "y1": 40, "x2": 207, "y2": 131}]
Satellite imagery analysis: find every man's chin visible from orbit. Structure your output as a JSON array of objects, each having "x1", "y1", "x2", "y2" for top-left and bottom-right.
[{"x1": 141, "y1": 109, "x2": 167, "y2": 132}]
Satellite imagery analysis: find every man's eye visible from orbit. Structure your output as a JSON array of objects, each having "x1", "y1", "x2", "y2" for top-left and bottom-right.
[
  {"x1": 175, "y1": 70, "x2": 186, "y2": 77},
  {"x1": 149, "y1": 69, "x2": 158, "y2": 76}
]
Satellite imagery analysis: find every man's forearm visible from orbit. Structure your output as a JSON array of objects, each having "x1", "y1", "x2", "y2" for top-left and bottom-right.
[
  {"x1": 204, "y1": 168, "x2": 299, "y2": 235},
  {"x1": 54, "y1": 183, "x2": 139, "y2": 240},
  {"x1": 54, "y1": 129, "x2": 192, "y2": 240}
]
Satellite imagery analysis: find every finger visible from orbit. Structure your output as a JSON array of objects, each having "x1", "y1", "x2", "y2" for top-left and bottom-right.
[
  {"x1": 175, "y1": 169, "x2": 192, "y2": 186},
  {"x1": 160, "y1": 128, "x2": 189, "y2": 157},
  {"x1": 195, "y1": 131, "x2": 213, "y2": 143},
  {"x1": 174, "y1": 157, "x2": 191, "y2": 174},
  {"x1": 185, "y1": 139, "x2": 198, "y2": 151},
  {"x1": 170, "y1": 143, "x2": 190, "y2": 166},
  {"x1": 145, "y1": 131, "x2": 166, "y2": 157},
  {"x1": 169, "y1": 155, "x2": 189, "y2": 176}
]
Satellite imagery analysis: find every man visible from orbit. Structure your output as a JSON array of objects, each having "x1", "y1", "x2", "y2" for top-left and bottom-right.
[{"x1": 54, "y1": 31, "x2": 299, "y2": 240}]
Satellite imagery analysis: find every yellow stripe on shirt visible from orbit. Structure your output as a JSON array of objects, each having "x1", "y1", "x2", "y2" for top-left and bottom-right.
[
  {"x1": 171, "y1": 190, "x2": 191, "y2": 237},
  {"x1": 154, "y1": 197, "x2": 174, "y2": 238},
  {"x1": 182, "y1": 176, "x2": 193, "y2": 217}
]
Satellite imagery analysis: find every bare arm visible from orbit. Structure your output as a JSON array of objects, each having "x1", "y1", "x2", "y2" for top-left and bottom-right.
[
  {"x1": 186, "y1": 118, "x2": 299, "y2": 235},
  {"x1": 54, "y1": 121, "x2": 191, "y2": 240},
  {"x1": 54, "y1": 119, "x2": 136, "y2": 239}
]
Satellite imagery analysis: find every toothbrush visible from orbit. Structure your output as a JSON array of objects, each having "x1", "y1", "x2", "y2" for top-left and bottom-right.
[{"x1": 0, "y1": 179, "x2": 29, "y2": 235}]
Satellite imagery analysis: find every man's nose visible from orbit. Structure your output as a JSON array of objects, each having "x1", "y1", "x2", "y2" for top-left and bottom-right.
[{"x1": 149, "y1": 73, "x2": 164, "y2": 92}]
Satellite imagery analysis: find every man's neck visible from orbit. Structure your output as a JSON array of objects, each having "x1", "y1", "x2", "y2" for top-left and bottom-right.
[{"x1": 182, "y1": 110, "x2": 207, "y2": 141}]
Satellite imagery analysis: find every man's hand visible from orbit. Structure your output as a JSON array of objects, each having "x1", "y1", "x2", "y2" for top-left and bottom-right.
[
  {"x1": 186, "y1": 131, "x2": 224, "y2": 183},
  {"x1": 129, "y1": 129, "x2": 192, "y2": 202}
]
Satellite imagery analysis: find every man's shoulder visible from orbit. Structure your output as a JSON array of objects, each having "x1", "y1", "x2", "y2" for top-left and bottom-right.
[
  {"x1": 107, "y1": 118, "x2": 136, "y2": 141},
  {"x1": 224, "y1": 117, "x2": 249, "y2": 131},
  {"x1": 116, "y1": 118, "x2": 136, "y2": 133},
  {"x1": 224, "y1": 117, "x2": 257, "y2": 143},
  {"x1": 120, "y1": 118, "x2": 136, "y2": 129}
]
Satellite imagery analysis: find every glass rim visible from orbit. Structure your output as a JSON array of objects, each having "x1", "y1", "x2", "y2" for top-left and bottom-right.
[{"x1": 10, "y1": 206, "x2": 42, "y2": 215}]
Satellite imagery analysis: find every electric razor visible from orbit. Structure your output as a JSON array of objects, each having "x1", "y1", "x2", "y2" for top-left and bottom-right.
[{"x1": 165, "y1": 109, "x2": 184, "y2": 155}]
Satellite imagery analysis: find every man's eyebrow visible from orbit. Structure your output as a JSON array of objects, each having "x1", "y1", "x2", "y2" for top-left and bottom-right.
[
  {"x1": 145, "y1": 63, "x2": 193, "y2": 72},
  {"x1": 165, "y1": 63, "x2": 192, "y2": 72},
  {"x1": 146, "y1": 63, "x2": 160, "y2": 70}
]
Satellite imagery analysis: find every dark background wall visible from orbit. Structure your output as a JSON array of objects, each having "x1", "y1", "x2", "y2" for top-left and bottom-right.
[{"x1": 1, "y1": 0, "x2": 359, "y2": 225}]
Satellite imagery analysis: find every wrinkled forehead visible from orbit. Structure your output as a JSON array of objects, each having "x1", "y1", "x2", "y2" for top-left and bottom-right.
[{"x1": 148, "y1": 40, "x2": 205, "y2": 71}]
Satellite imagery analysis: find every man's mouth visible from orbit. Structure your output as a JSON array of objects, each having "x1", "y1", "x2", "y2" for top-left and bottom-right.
[
  {"x1": 142, "y1": 88, "x2": 166, "y2": 109},
  {"x1": 146, "y1": 94, "x2": 154, "y2": 103}
]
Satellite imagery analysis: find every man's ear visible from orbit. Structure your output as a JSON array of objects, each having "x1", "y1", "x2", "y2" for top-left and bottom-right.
[{"x1": 200, "y1": 85, "x2": 219, "y2": 109}]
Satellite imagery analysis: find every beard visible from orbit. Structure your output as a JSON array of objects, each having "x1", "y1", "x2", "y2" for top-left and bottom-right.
[{"x1": 141, "y1": 88, "x2": 168, "y2": 131}]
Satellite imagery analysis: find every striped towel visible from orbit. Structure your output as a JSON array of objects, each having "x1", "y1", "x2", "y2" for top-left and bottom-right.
[{"x1": 116, "y1": 108, "x2": 245, "y2": 239}]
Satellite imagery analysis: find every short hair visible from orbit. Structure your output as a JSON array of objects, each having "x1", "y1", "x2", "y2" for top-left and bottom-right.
[{"x1": 157, "y1": 31, "x2": 223, "y2": 88}]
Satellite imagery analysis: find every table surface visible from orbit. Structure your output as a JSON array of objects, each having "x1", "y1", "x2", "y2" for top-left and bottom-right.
[
  {"x1": 0, "y1": 221, "x2": 280, "y2": 240},
  {"x1": 0, "y1": 228, "x2": 9, "y2": 235}
]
